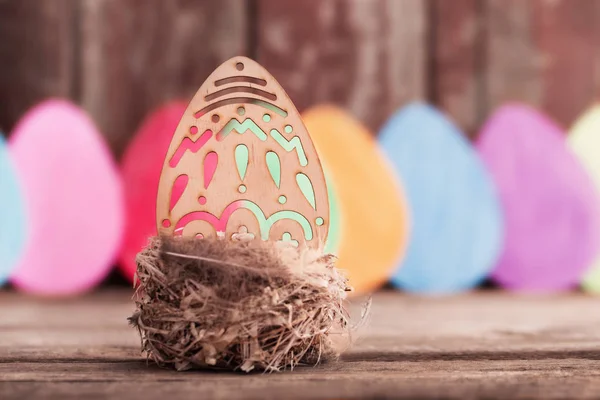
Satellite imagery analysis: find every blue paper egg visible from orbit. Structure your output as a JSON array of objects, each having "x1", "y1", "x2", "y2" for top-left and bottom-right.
[
  {"x1": 0, "y1": 134, "x2": 26, "y2": 284},
  {"x1": 379, "y1": 102, "x2": 503, "y2": 294}
]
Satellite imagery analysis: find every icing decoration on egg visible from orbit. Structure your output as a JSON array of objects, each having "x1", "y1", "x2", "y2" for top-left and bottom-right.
[
  {"x1": 379, "y1": 103, "x2": 503, "y2": 294},
  {"x1": 302, "y1": 105, "x2": 409, "y2": 295},
  {"x1": 9, "y1": 100, "x2": 124, "y2": 295},
  {"x1": 0, "y1": 134, "x2": 26, "y2": 285},
  {"x1": 568, "y1": 105, "x2": 600, "y2": 293},
  {"x1": 119, "y1": 102, "x2": 187, "y2": 282},
  {"x1": 156, "y1": 57, "x2": 329, "y2": 247},
  {"x1": 477, "y1": 104, "x2": 600, "y2": 292}
]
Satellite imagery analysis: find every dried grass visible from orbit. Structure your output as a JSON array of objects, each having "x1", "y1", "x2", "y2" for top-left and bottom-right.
[{"x1": 129, "y1": 235, "x2": 353, "y2": 373}]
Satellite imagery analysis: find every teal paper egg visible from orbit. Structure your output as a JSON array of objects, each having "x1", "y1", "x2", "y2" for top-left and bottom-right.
[
  {"x1": 0, "y1": 134, "x2": 26, "y2": 284},
  {"x1": 379, "y1": 103, "x2": 503, "y2": 294}
]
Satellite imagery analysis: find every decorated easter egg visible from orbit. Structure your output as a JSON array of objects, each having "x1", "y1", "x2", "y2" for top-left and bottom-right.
[
  {"x1": 477, "y1": 104, "x2": 600, "y2": 291},
  {"x1": 568, "y1": 105, "x2": 600, "y2": 292},
  {"x1": 303, "y1": 105, "x2": 409, "y2": 295},
  {"x1": 0, "y1": 134, "x2": 26, "y2": 284},
  {"x1": 379, "y1": 103, "x2": 503, "y2": 294},
  {"x1": 9, "y1": 100, "x2": 124, "y2": 295},
  {"x1": 120, "y1": 102, "x2": 186, "y2": 281},
  {"x1": 156, "y1": 57, "x2": 330, "y2": 251}
]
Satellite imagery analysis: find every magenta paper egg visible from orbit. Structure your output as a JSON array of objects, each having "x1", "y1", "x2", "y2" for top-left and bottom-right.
[
  {"x1": 119, "y1": 102, "x2": 186, "y2": 282},
  {"x1": 476, "y1": 104, "x2": 600, "y2": 291},
  {"x1": 9, "y1": 99, "x2": 124, "y2": 295}
]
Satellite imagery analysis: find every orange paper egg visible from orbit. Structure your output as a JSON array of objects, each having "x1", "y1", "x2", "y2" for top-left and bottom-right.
[
  {"x1": 302, "y1": 105, "x2": 410, "y2": 295},
  {"x1": 156, "y1": 57, "x2": 330, "y2": 249}
]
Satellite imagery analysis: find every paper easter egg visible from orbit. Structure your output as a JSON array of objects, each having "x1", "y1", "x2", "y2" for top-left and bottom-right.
[
  {"x1": 156, "y1": 57, "x2": 330, "y2": 251},
  {"x1": 302, "y1": 105, "x2": 409, "y2": 295},
  {"x1": 0, "y1": 134, "x2": 26, "y2": 284},
  {"x1": 568, "y1": 105, "x2": 600, "y2": 292},
  {"x1": 120, "y1": 102, "x2": 186, "y2": 281},
  {"x1": 9, "y1": 100, "x2": 124, "y2": 295},
  {"x1": 477, "y1": 104, "x2": 600, "y2": 292},
  {"x1": 379, "y1": 103, "x2": 503, "y2": 294}
]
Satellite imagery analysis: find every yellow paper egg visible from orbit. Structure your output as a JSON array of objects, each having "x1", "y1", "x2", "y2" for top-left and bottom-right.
[{"x1": 569, "y1": 105, "x2": 600, "y2": 293}]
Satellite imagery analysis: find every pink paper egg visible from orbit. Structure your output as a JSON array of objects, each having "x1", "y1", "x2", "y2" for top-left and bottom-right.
[
  {"x1": 476, "y1": 104, "x2": 600, "y2": 291},
  {"x1": 119, "y1": 102, "x2": 186, "y2": 281},
  {"x1": 9, "y1": 99, "x2": 124, "y2": 295}
]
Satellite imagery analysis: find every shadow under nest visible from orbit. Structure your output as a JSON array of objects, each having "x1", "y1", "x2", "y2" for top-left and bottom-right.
[{"x1": 129, "y1": 235, "x2": 353, "y2": 373}]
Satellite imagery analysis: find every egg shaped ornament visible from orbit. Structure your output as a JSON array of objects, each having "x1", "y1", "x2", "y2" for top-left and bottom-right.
[
  {"x1": 119, "y1": 102, "x2": 187, "y2": 282},
  {"x1": 0, "y1": 134, "x2": 26, "y2": 284},
  {"x1": 568, "y1": 105, "x2": 600, "y2": 292},
  {"x1": 156, "y1": 59, "x2": 330, "y2": 247},
  {"x1": 9, "y1": 100, "x2": 124, "y2": 296},
  {"x1": 131, "y1": 57, "x2": 352, "y2": 373},
  {"x1": 302, "y1": 105, "x2": 409, "y2": 295},
  {"x1": 477, "y1": 104, "x2": 600, "y2": 292},
  {"x1": 379, "y1": 103, "x2": 503, "y2": 294}
]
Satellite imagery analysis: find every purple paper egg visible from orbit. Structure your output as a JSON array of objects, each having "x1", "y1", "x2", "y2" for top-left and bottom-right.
[{"x1": 476, "y1": 104, "x2": 600, "y2": 291}]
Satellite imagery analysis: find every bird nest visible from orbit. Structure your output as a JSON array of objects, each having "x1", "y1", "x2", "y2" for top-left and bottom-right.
[{"x1": 129, "y1": 234, "x2": 353, "y2": 373}]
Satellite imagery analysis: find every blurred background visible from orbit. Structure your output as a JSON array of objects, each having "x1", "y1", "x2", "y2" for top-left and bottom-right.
[
  {"x1": 5, "y1": 0, "x2": 598, "y2": 152},
  {"x1": 1, "y1": 0, "x2": 599, "y2": 291}
]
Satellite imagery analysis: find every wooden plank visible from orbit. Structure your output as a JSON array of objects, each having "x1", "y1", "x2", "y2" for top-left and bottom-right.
[
  {"x1": 2, "y1": 290, "x2": 600, "y2": 355},
  {"x1": 0, "y1": 0, "x2": 75, "y2": 134},
  {"x1": 79, "y1": 0, "x2": 249, "y2": 155},
  {"x1": 2, "y1": 359, "x2": 600, "y2": 397},
  {"x1": 484, "y1": 0, "x2": 542, "y2": 116},
  {"x1": 4, "y1": 371, "x2": 600, "y2": 400},
  {"x1": 483, "y1": 0, "x2": 600, "y2": 129},
  {"x1": 2, "y1": 290, "x2": 600, "y2": 398},
  {"x1": 255, "y1": 0, "x2": 427, "y2": 134},
  {"x1": 531, "y1": 0, "x2": 600, "y2": 128},
  {"x1": 430, "y1": 0, "x2": 481, "y2": 136}
]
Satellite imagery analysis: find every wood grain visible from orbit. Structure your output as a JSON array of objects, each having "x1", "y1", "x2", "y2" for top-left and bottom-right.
[
  {"x1": 531, "y1": 0, "x2": 600, "y2": 128},
  {"x1": 483, "y1": 0, "x2": 600, "y2": 129},
  {"x1": 79, "y1": 0, "x2": 249, "y2": 155},
  {"x1": 255, "y1": 0, "x2": 427, "y2": 134},
  {"x1": 483, "y1": 0, "x2": 543, "y2": 117},
  {"x1": 2, "y1": 290, "x2": 600, "y2": 399},
  {"x1": 0, "y1": 0, "x2": 75, "y2": 134},
  {"x1": 2, "y1": 0, "x2": 599, "y2": 153},
  {"x1": 431, "y1": 0, "x2": 482, "y2": 137}
]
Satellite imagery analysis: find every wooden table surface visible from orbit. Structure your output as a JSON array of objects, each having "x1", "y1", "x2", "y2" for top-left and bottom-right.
[{"x1": 2, "y1": 289, "x2": 600, "y2": 399}]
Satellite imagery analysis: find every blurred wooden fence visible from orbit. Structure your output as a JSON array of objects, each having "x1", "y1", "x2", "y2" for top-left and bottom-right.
[{"x1": 1, "y1": 0, "x2": 599, "y2": 155}]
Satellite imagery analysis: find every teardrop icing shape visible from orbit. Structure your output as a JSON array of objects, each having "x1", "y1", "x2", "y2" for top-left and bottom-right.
[{"x1": 156, "y1": 57, "x2": 330, "y2": 247}]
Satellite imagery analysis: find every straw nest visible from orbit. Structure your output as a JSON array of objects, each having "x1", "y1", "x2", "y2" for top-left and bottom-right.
[{"x1": 129, "y1": 234, "x2": 353, "y2": 373}]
